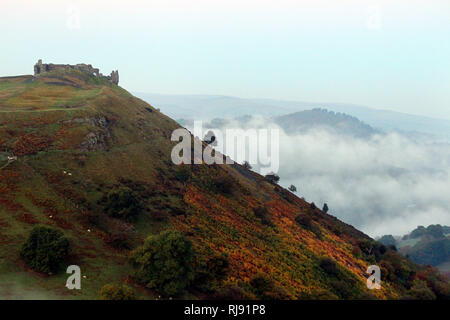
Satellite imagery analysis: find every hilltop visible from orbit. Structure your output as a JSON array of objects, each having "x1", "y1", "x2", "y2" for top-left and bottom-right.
[
  {"x1": 0, "y1": 66, "x2": 448, "y2": 299},
  {"x1": 274, "y1": 108, "x2": 378, "y2": 138}
]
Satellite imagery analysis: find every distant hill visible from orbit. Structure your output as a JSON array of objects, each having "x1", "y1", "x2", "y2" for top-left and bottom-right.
[
  {"x1": 378, "y1": 225, "x2": 450, "y2": 272},
  {"x1": 274, "y1": 108, "x2": 378, "y2": 137},
  {"x1": 135, "y1": 93, "x2": 450, "y2": 141}
]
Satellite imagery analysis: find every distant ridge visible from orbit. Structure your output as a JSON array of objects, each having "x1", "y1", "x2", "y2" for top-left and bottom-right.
[{"x1": 135, "y1": 93, "x2": 450, "y2": 140}]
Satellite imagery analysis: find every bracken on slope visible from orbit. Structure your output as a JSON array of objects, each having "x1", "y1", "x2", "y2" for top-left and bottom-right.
[{"x1": 0, "y1": 68, "x2": 448, "y2": 299}]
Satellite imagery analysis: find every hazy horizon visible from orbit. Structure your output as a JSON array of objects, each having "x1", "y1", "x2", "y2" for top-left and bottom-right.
[{"x1": 1, "y1": 0, "x2": 450, "y2": 120}]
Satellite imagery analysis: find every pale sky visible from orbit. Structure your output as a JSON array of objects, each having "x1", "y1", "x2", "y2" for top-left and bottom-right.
[{"x1": 1, "y1": 0, "x2": 449, "y2": 119}]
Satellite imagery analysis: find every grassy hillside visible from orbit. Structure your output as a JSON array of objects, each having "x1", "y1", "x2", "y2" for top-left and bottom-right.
[{"x1": 0, "y1": 69, "x2": 448, "y2": 300}]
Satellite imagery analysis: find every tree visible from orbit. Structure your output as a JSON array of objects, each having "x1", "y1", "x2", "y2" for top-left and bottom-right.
[
  {"x1": 265, "y1": 173, "x2": 280, "y2": 184},
  {"x1": 20, "y1": 226, "x2": 70, "y2": 273},
  {"x1": 242, "y1": 161, "x2": 252, "y2": 170},
  {"x1": 322, "y1": 203, "x2": 329, "y2": 213},
  {"x1": 288, "y1": 185, "x2": 297, "y2": 193},
  {"x1": 99, "y1": 284, "x2": 136, "y2": 300},
  {"x1": 104, "y1": 186, "x2": 144, "y2": 220},
  {"x1": 130, "y1": 230, "x2": 195, "y2": 297}
]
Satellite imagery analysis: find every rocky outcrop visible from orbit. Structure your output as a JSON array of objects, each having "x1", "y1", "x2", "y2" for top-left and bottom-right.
[{"x1": 63, "y1": 116, "x2": 112, "y2": 152}]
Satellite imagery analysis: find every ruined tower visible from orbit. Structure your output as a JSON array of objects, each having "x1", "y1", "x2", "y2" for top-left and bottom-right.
[{"x1": 110, "y1": 70, "x2": 119, "y2": 85}]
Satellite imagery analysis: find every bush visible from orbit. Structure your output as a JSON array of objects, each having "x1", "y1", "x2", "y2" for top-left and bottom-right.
[
  {"x1": 194, "y1": 253, "x2": 230, "y2": 293},
  {"x1": 330, "y1": 279, "x2": 355, "y2": 299},
  {"x1": 104, "y1": 186, "x2": 144, "y2": 220},
  {"x1": 213, "y1": 175, "x2": 235, "y2": 194},
  {"x1": 105, "y1": 233, "x2": 132, "y2": 250},
  {"x1": 174, "y1": 165, "x2": 192, "y2": 183},
  {"x1": 295, "y1": 213, "x2": 322, "y2": 238},
  {"x1": 288, "y1": 185, "x2": 297, "y2": 192},
  {"x1": 253, "y1": 206, "x2": 273, "y2": 226},
  {"x1": 130, "y1": 230, "x2": 195, "y2": 297},
  {"x1": 264, "y1": 173, "x2": 280, "y2": 184},
  {"x1": 319, "y1": 258, "x2": 340, "y2": 277},
  {"x1": 242, "y1": 161, "x2": 252, "y2": 170},
  {"x1": 99, "y1": 284, "x2": 136, "y2": 300},
  {"x1": 250, "y1": 273, "x2": 289, "y2": 300},
  {"x1": 295, "y1": 213, "x2": 312, "y2": 229},
  {"x1": 20, "y1": 226, "x2": 70, "y2": 273}
]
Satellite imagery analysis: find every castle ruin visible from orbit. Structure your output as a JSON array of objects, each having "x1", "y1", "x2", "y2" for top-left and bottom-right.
[{"x1": 33, "y1": 59, "x2": 119, "y2": 85}]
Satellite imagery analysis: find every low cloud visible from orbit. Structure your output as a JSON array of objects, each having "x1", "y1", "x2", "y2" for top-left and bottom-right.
[{"x1": 194, "y1": 117, "x2": 450, "y2": 237}]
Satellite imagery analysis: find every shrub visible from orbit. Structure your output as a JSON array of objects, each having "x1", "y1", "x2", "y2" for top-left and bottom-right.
[
  {"x1": 253, "y1": 206, "x2": 273, "y2": 226},
  {"x1": 174, "y1": 165, "x2": 191, "y2": 183},
  {"x1": 242, "y1": 161, "x2": 252, "y2": 170},
  {"x1": 99, "y1": 284, "x2": 136, "y2": 300},
  {"x1": 288, "y1": 185, "x2": 297, "y2": 192},
  {"x1": 104, "y1": 186, "x2": 144, "y2": 220},
  {"x1": 213, "y1": 175, "x2": 235, "y2": 194},
  {"x1": 330, "y1": 279, "x2": 355, "y2": 299},
  {"x1": 295, "y1": 213, "x2": 312, "y2": 229},
  {"x1": 130, "y1": 230, "x2": 194, "y2": 297},
  {"x1": 264, "y1": 173, "x2": 280, "y2": 184},
  {"x1": 20, "y1": 226, "x2": 70, "y2": 273},
  {"x1": 319, "y1": 258, "x2": 340, "y2": 277},
  {"x1": 105, "y1": 233, "x2": 132, "y2": 250},
  {"x1": 295, "y1": 213, "x2": 322, "y2": 237},
  {"x1": 194, "y1": 253, "x2": 230, "y2": 293},
  {"x1": 250, "y1": 273, "x2": 289, "y2": 300}
]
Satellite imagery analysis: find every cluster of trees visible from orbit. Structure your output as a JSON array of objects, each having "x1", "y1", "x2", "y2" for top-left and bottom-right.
[
  {"x1": 130, "y1": 230, "x2": 229, "y2": 297},
  {"x1": 20, "y1": 226, "x2": 70, "y2": 274}
]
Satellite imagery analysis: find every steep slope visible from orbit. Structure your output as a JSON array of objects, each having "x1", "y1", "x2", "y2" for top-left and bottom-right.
[{"x1": 0, "y1": 69, "x2": 447, "y2": 299}]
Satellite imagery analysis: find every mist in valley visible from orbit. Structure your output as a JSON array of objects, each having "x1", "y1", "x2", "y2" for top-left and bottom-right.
[{"x1": 190, "y1": 115, "x2": 450, "y2": 237}]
